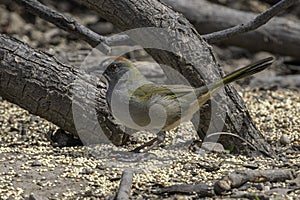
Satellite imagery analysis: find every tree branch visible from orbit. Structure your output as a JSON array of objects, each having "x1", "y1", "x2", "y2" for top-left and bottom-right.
[
  {"x1": 154, "y1": 183, "x2": 214, "y2": 197},
  {"x1": 163, "y1": 0, "x2": 300, "y2": 58},
  {"x1": 0, "y1": 33, "x2": 129, "y2": 146},
  {"x1": 12, "y1": 0, "x2": 131, "y2": 53},
  {"x1": 202, "y1": 0, "x2": 299, "y2": 43},
  {"x1": 214, "y1": 169, "x2": 295, "y2": 194},
  {"x1": 116, "y1": 170, "x2": 134, "y2": 200}
]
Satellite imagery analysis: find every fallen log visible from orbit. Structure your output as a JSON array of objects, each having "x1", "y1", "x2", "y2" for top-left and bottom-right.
[
  {"x1": 162, "y1": 0, "x2": 300, "y2": 59},
  {"x1": 214, "y1": 169, "x2": 295, "y2": 194},
  {"x1": 0, "y1": 34, "x2": 129, "y2": 146}
]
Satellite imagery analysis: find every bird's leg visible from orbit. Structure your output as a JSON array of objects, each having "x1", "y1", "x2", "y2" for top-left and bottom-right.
[{"x1": 131, "y1": 131, "x2": 166, "y2": 153}]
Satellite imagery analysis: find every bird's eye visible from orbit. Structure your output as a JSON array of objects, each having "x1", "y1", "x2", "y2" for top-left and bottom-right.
[{"x1": 110, "y1": 64, "x2": 119, "y2": 73}]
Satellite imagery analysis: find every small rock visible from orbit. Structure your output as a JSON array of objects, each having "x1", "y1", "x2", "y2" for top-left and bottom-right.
[
  {"x1": 253, "y1": 183, "x2": 264, "y2": 190},
  {"x1": 9, "y1": 127, "x2": 19, "y2": 132},
  {"x1": 21, "y1": 126, "x2": 27, "y2": 136},
  {"x1": 287, "y1": 174, "x2": 300, "y2": 187},
  {"x1": 214, "y1": 179, "x2": 231, "y2": 195},
  {"x1": 197, "y1": 163, "x2": 220, "y2": 172},
  {"x1": 201, "y1": 142, "x2": 225, "y2": 153},
  {"x1": 280, "y1": 134, "x2": 291, "y2": 145},
  {"x1": 173, "y1": 194, "x2": 190, "y2": 200},
  {"x1": 279, "y1": 156, "x2": 288, "y2": 162},
  {"x1": 81, "y1": 168, "x2": 94, "y2": 175},
  {"x1": 6, "y1": 195, "x2": 14, "y2": 200},
  {"x1": 8, "y1": 116, "x2": 16, "y2": 124},
  {"x1": 264, "y1": 116, "x2": 272, "y2": 122},
  {"x1": 266, "y1": 188, "x2": 293, "y2": 195},
  {"x1": 243, "y1": 163, "x2": 259, "y2": 169},
  {"x1": 31, "y1": 160, "x2": 42, "y2": 167},
  {"x1": 238, "y1": 182, "x2": 251, "y2": 191},
  {"x1": 49, "y1": 129, "x2": 83, "y2": 147},
  {"x1": 28, "y1": 193, "x2": 48, "y2": 200},
  {"x1": 30, "y1": 115, "x2": 39, "y2": 122},
  {"x1": 264, "y1": 185, "x2": 270, "y2": 192}
]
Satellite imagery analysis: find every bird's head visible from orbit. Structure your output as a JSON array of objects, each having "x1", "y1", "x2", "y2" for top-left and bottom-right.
[{"x1": 102, "y1": 57, "x2": 141, "y2": 84}]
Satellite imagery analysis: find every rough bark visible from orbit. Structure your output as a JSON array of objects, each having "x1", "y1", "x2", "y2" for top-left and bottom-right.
[
  {"x1": 154, "y1": 183, "x2": 214, "y2": 197},
  {"x1": 0, "y1": 34, "x2": 129, "y2": 146},
  {"x1": 162, "y1": 0, "x2": 300, "y2": 59},
  {"x1": 73, "y1": 0, "x2": 273, "y2": 156},
  {"x1": 116, "y1": 170, "x2": 134, "y2": 200},
  {"x1": 214, "y1": 169, "x2": 295, "y2": 194}
]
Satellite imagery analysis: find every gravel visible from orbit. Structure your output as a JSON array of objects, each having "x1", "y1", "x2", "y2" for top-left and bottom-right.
[{"x1": 0, "y1": 89, "x2": 299, "y2": 199}]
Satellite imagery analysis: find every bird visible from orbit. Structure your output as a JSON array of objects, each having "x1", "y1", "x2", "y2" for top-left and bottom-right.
[{"x1": 101, "y1": 56, "x2": 274, "y2": 152}]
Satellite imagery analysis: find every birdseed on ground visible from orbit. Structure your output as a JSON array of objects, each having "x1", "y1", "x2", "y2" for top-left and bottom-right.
[{"x1": 0, "y1": 88, "x2": 299, "y2": 199}]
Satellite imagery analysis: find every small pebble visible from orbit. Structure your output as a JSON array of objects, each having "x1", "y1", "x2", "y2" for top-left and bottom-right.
[
  {"x1": 264, "y1": 185, "x2": 271, "y2": 192},
  {"x1": 201, "y1": 142, "x2": 225, "y2": 153},
  {"x1": 280, "y1": 134, "x2": 291, "y2": 145},
  {"x1": 28, "y1": 193, "x2": 48, "y2": 200},
  {"x1": 31, "y1": 160, "x2": 42, "y2": 167}
]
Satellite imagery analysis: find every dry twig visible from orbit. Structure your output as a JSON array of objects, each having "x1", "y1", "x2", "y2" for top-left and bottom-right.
[
  {"x1": 214, "y1": 169, "x2": 295, "y2": 194},
  {"x1": 12, "y1": 0, "x2": 130, "y2": 53},
  {"x1": 202, "y1": 0, "x2": 299, "y2": 43},
  {"x1": 163, "y1": 0, "x2": 300, "y2": 58},
  {"x1": 154, "y1": 183, "x2": 214, "y2": 197},
  {"x1": 116, "y1": 170, "x2": 134, "y2": 200}
]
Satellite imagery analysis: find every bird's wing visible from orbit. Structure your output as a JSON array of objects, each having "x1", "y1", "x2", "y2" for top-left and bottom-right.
[
  {"x1": 132, "y1": 83, "x2": 195, "y2": 100},
  {"x1": 162, "y1": 84, "x2": 195, "y2": 97}
]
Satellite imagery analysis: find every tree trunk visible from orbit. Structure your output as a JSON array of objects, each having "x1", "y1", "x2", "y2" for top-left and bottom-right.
[{"x1": 0, "y1": 34, "x2": 129, "y2": 146}]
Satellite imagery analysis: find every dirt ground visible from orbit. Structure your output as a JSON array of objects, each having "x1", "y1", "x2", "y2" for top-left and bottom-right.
[{"x1": 0, "y1": 0, "x2": 299, "y2": 199}]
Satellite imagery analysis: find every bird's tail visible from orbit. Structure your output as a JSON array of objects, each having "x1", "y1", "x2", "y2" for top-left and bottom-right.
[
  {"x1": 195, "y1": 57, "x2": 274, "y2": 106},
  {"x1": 215, "y1": 56, "x2": 274, "y2": 88}
]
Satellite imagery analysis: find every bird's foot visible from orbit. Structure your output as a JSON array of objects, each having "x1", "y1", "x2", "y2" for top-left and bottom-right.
[{"x1": 131, "y1": 131, "x2": 165, "y2": 153}]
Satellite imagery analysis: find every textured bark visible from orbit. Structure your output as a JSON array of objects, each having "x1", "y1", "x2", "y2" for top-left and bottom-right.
[
  {"x1": 116, "y1": 170, "x2": 134, "y2": 200},
  {"x1": 162, "y1": 0, "x2": 300, "y2": 59},
  {"x1": 0, "y1": 34, "x2": 129, "y2": 146},
  {"x1": 73, "y1": 0, "x2": 273, "y2": 156},
  {"x1": 214, "y1": 169, "x2": 295, "y2": 194},
  {"x1": 155, "y1": 183, "x2": 213, "y2": 197}
]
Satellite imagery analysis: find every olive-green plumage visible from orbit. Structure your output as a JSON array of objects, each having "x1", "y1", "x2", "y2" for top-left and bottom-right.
[{"x1": 103, "y1": 56, "x2": 273, "y2": 133}]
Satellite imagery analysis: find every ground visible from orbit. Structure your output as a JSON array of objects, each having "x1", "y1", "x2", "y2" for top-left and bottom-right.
[
  {"x1": 0, "y1": 0, "x2": 299, "y2": 199},
  {"x1": 0, "y1": 89, "x2": 299, "y2": 199}
]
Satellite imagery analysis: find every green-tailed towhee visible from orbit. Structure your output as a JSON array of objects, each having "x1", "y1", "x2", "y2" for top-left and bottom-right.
[{"x1": 102, "y1": 56, "x2": 274, "y2": 152}]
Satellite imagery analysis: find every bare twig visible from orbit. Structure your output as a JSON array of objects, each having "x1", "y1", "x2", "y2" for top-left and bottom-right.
[
  {"x1": 162, "y1": 0, "x2": 300, "y2": 58},
  {"x1": 153, "y1": 183, "x2": 214, "y2": 197},
  {"x1": 116, "y1": 170, "x2": 134, "y2": 200},
  {"x1": 202, "y1": 0, "x2": 299, "y2": 43},
  {"x1": 214, "y1": 169, "x2": 295, "y2": 195},
  {"x1": 12, "y1": 0, "x2": 130, "y2": 53}
]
